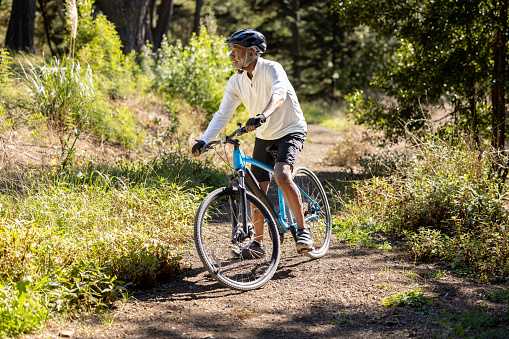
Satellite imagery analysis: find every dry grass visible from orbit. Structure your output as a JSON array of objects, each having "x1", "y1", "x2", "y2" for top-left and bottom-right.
[{"x1": 326, "y1": 124, "x2": 377, "y2": 167}]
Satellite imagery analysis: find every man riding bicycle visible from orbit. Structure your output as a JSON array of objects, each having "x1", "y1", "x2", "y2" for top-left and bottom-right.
[{"x1": 192, "y1": 29, "x2": 312, "y2": 258}]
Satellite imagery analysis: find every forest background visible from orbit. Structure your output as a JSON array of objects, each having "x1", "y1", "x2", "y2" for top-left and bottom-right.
[{"x1": 1, "y1": 0, "x2": 509, "y2": 337}]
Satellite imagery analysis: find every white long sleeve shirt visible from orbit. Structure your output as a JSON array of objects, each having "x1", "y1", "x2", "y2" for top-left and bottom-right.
[{"x1": 199, "y1": 57, "x2": 307, "y2": 143}]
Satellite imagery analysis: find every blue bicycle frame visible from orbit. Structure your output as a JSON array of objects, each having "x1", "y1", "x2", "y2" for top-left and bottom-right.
[{"x1": 232, "y1": 148, "x2": 320, "y2": 235}]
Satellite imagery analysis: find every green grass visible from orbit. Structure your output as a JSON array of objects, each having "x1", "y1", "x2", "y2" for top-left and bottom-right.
[{"x1": 436, "y1": 310, "x2": 509, "y2": 338}]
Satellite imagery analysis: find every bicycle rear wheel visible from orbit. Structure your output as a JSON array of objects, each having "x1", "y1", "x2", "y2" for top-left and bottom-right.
[
  {"x1": 194, "y1": 187, "x2": 280, "y2": 291},
  {"x1": 290, "y1": 166, "x2": 332, "y2": 259}
]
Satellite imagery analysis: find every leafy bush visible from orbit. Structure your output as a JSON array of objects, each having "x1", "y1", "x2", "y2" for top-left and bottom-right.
[
  {"x1": 154, "y1": 27, "x2": 232, "y2": 120},
  {"x1": 335, "y1": 136, "x2": 509, "y2": 282},
  {"x1": 0, "y1": 178, "x2": 199, "y2": 283},
  {"x1": 381, "y1": 290, "x2": 436, "y2": 309},
  {"x1": 90, "y1": 106, "x2": 145, "y2": 148}
]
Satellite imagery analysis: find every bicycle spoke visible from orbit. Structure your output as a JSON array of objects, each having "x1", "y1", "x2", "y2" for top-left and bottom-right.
[
  {"x1": 291, "y1": 167, "x2": 332, "y2": 258},
  {"x1": 195, "y1": 188, "x2": 280, "y2": 290}
]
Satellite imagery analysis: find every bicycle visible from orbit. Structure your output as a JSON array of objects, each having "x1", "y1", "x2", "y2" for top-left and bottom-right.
[{"x1": 194, "y1": 122, "x2": 332, "y2": 291}]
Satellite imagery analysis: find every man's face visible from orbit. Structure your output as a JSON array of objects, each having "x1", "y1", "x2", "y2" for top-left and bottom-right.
[{"x1": 229, "y1": 44, "x2": 247, "y2": 69}]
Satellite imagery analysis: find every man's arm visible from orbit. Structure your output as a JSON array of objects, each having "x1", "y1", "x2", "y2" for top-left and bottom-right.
[
  {"x1": 200, "y1": 80, "x2": 241, "y2": 143},
  {"x1": 245, "y1": 93, "x2": 284, "y2": 132}
]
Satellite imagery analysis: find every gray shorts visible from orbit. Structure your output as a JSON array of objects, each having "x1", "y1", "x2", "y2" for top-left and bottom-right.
[{"x1": 251, "y1": 132, "x2": 306, "y2": 182}]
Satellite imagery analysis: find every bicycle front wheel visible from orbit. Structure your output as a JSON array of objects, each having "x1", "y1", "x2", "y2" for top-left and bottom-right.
[
  {"x1": 292, "y1": 166, "x2": 332, "y2": 259},
  {"x1": 194, "y1": 187, "x2": 280, "y2": 291}
]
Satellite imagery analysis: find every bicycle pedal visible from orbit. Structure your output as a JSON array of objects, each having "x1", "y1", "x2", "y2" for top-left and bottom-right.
[{"x1": 297, "y1": 246, "x2": 314, "y2": 254}]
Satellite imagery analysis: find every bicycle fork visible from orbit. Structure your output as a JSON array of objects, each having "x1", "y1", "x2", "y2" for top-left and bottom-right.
[{"x1": 230, "y1": 169, "x2": 253, "y2": 244}]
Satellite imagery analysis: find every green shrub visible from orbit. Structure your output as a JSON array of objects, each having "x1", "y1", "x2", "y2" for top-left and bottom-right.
[
  {"x1": 154, "y1": 27, "x2": 232, "y2": 120},
  {"x1": 0, "y1": 179, "x2": 199, "y2": 282},
  {"x1": 335, "y1": 136, "x2": 509, "y2": 282},
  {"x1": 0, "y1": 157, "x2": 209, "y2": 338},
  {"x1": 90, "y1": 106, "x2": 145, "y2": 148}
]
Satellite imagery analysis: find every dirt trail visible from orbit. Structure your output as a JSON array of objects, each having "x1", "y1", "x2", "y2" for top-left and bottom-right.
[{"x1": 27, "y1": 125, "x2": 506, "y2": 339}]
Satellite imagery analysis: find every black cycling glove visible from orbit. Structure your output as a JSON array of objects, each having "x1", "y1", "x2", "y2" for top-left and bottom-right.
[
  {"x1": 192, "y1": 140, "x2": 206, "y2": 156},
  {"x1": 246, "y1": 114, "x2": 267, "y2": 128}
]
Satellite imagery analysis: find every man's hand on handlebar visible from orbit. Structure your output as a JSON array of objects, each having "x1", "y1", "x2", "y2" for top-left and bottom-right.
[
  {"x1": 245, "y1": 114, "x2": 266, "y2": 132},
  {"x1": 192, "y1": 140, "x2": 206, "y2": 157}
]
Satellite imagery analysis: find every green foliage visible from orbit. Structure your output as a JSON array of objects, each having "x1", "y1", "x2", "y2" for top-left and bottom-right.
[
  {"x1": 345, "y1": 89, "x2": 428, "y2": 142},
  {"x1": 0, "y1": 152, "x2": 215, "y2": 336},
  {"x1": 0, "y1": 49, "x2": 12, "y2": 85},
  {"x1": 0, "y1": 278, "x2": 48, "y2": 338},
  {"x1": 23, "y1": 57, "x2": 94, "y2": 130},
  {"x1": 330, "y1": 310, "x2": 358, "y2": 325},
  {"x1": 154, "y1": 27, "x2": 232, "y2": 120},
  {"x1": 22, "y1": 58, "x2": 144, "y2": 149},
  {"x1": 92, "y1": 106, "x2": 145, "y2": 149},
  {"x1": 381, "y1": 290, "x2": 436, "y2": 309},
  {"x1": 486, "y1": 289, "x2": 509, "y2": 304},
  {"x1": 335, "y1": 136, "x2": 509, "y2": 282},
  {"x1": 335, "y1": 0, "x2": 504, "y2": 142},
  {"x1": 74, "y1": 0, "x2": 143, "y2": 97},
  {"x1": 0, "y1": 176, "x2": 199, "y2": 282},
  {"x1": 438, "y1": 310, "x2": 509, "y2": 339}
]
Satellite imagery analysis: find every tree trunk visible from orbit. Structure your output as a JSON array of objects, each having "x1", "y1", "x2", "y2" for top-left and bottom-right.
[
  {"x1": 95, "y1": 0, "x2": 152, "y2": 54},
  {"x1": 331, "y1": 10, "x2": 343, "y2": 100},
  {"x1": 37, "y1": 0, "x2": 58, "y2": 57},
  {"x1": 491, "y1": 3, "x2": 507, "y2": 150},
  {"x1": 5, "y1": 0, "x2": 36, "y2": 53},
  {"x1": 193, "y1": 0, "x2": 204, "y2": 36},
  {"x1": 291, "y1": 0, "x2": 301, "y2": 80},
  {"x1": 152, "y1": 0, "x2": 174, "y2": 51}
]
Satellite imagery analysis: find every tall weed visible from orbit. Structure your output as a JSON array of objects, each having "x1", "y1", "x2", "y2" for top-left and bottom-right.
[
  {"x1": 23, "y1": 57, "x2": 144, "y2": 149},
  {"x1": 0, "y1": 49, "x2": 13, "y2": 85},
  {"x1": 23, "y1": 57, "x2": 94, "y2": 130}
]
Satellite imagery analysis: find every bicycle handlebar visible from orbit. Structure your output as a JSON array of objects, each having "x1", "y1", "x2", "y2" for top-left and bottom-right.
[{"x1": 199, "y1": 121, "x2": 263, "y2": 153}]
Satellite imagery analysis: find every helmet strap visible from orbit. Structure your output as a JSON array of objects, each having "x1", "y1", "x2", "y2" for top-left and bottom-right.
[{"x1": 237, "y1": 50, "x2": 258, "y2": 74}]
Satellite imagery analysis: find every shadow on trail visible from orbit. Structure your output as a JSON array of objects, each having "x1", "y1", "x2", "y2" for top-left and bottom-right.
[
  {"x1": 125, "y1": 240, "x2": 509, "y2": 339},
  {"x1": 126, "y1": 289, "x2": 509, "y2": 339}
]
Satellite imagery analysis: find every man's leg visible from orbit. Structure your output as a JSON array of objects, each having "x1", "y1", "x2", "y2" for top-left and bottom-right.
[
  {"x1": 274, "y1": 161, "x2": 313, "y2": 252},
  {"x1": 273, "y1": 162, "x2": 305, "y2": 230},
  {"x1": 251, "y1": 181, "x2": 269, "y2": 243}
]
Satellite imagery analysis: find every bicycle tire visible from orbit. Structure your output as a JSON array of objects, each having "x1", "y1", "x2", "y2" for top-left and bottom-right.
[
  {"x1": 194, "y1": 187, "x2": 280, "y2": 291},
  {"x1": 289, "y1": 166, "x2": 332, "y2": 259}
]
